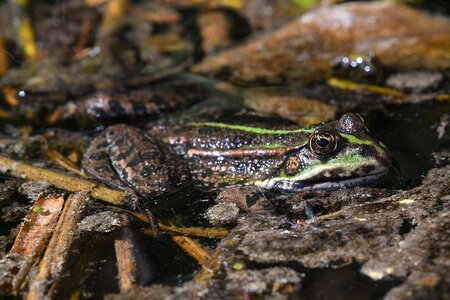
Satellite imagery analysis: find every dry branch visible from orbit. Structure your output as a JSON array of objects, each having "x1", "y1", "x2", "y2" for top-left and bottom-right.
[
  {"x1": 171, "y1": 235, "x2": 211, "y2": 267},
  {"x1": 0, "y1": 155, "x2": 128, "y2": 205},
  {"x1": 157, "y1": 223, "x2": 229, "y2": 239}
]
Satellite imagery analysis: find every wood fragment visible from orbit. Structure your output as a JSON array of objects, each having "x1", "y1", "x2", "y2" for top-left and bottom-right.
[
  {"x1": 157, "y1": 223, "x2": 229, "y2": 238},
  {"x1": 45, "y1": 149, "x2": 87, "y2": 178},
  {"x1": 142, "y1": 225, "x2": 229, "y2": 239},
  {"x1": 127, "y1": 210, "x2": 230, "y2": 239},
  {"x1": 10, "y1": 195, "x2": 65, "y2": 257},
  {"x1": 193, "y1": 244, "x2": 222, "y2": 282},
  {"x1": 0, "y1": 37, "x2": 8, "y2": 76},
  {"x1": 98, "y1": 0, "x2": 129, "y2": 42},
  {"x1": 26, "y1": 191, "x2": 89, "y2": 300},
  {"x1": 0, "y1": 195, "x2": 65, "y2": 295},
  {"x1": 327, "y1": 77, "x2": 404, "y2": 97},
  {"x1": 115, "y1": 225, "x2": 155, "y2": 291},
  {"x1": 47, "y1": 106, "x2": 62, "y2": 125},
  {"x1": 2, "y1": 87, "x2": 19, "y2": 106},
  {"x1": 436, "y1": 94, "x2": 450, "y2": 102},
  {"x1": 73, "y1": 13, "x2": 96, "y2": 54},
  {"x1": 0, "y1": 155, "x2": 128, "y2": 205},
  {"x1": 171, "y1": 235, "x2": 211, "y2": 267},
  {"x1": 115, "y1": 225, "x2": 138, "y2": 291},
  {"x1": 10, "y1": 0, "x2": 37, "y2": 61}
]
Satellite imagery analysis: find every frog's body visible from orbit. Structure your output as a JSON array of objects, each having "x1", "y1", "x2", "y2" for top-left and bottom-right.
[{"x1": 83, "y1": 113, "x2": 390, "y2": 200}]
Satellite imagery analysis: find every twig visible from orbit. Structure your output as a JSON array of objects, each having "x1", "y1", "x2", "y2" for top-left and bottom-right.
[
  {"x1": 327, "y1": 77, "x2": 404, "y2": 97},
  {"x1": 0, "y1": 155, "x2": 128, "y2": 205},
  {"x1": 45, "y1": 149, "x2": 87, "y2": 178},
  {"x1": 97, "y1": 0, "x2": 129, "y2": 43},
  {"x1": 10, "y1": 0, "x2": 37, "y2": 61},
  {"x1": 193, "y1": 245, "x2": 222, "y2": 283},
  {"x1": 171, "y1": 235, "x2": 211, "y2": 267},
  {"x1": 157, "y1": 223, "x2": 229, "y2": 238}
]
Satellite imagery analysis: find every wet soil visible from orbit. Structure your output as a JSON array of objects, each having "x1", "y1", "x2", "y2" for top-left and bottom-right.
[{"x1": 108, "y1": 162, "x2": 449, "y2": 299}]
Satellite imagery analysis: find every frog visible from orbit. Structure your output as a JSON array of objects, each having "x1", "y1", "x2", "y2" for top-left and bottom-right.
[{"x1": 82, "y1": 112, "x2": 390, "y2": 205}]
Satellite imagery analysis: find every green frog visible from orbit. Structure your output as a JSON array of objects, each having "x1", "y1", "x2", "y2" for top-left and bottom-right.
[{"x1": 82, "y1": 113, "x2": 390, "y2": 203}]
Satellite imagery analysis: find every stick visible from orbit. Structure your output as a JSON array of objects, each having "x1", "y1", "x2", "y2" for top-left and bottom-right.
[
  {"x1": 171, "y1": 236, "x2": 211, "y2": 267},
  {"x1": 0, "y1": 156, "x2": 128, "y2": 205},
  {"x1": 157, "y1": 223, "x2": 229, "y2": 239}
]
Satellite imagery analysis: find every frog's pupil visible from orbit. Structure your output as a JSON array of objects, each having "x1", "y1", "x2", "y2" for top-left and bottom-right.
[{"x1": 316, "y1": 138, "x2": 330, "y2": 147}]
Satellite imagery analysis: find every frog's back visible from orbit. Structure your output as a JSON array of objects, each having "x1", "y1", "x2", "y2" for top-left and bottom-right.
[
  {"x1": 149, "y1": 117, "x2": 312, "y2": 188},
  {"x1": 148, "y1": 113, "x2": 390, "y2": 191}
]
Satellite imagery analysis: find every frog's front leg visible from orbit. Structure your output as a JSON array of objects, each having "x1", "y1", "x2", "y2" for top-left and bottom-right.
[
  {"x1": 82, "y1": 131, "x2": 139, "y2": 203},
  {"x1": 83, "y1": 124, "x2": 191, "y2": 204}
]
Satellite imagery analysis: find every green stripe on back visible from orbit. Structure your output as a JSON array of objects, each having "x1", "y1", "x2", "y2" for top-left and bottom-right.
[
  {"x1": 340, "y1": 133, "x2": 373, "y2": 145},
  {"x1": 341, "y1": 133, "x2": 385, "y2": 154},
  {"x1": 190, "y1": 122, "x2": 314, "y2": 134},
  {"x1": 240, "y1": 142, "x2": 306, "y2": 150}
]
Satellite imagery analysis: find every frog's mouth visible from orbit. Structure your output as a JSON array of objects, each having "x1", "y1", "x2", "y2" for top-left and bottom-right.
[
  {"x1": 258, "y1": 167, "x2": 389, "y2": 192},
  {"x1": 274, "y1": 171, "x2": 388, "y2": 192}
]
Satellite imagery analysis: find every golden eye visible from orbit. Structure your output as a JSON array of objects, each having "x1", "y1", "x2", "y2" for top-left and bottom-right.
[
  {"x1": 309, "y1": 131, "x2": 337, "y2": 156},
  {"x1": 285, "y1": 155, "x2": 301, "y2": 175}
]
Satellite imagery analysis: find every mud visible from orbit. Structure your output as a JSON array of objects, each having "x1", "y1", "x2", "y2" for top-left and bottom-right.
[{"x1": 108, "y1": 163, "x2": 450, "y2": 299}]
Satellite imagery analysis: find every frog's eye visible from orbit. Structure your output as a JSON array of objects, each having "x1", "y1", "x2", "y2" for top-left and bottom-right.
[
  {"x1": 285, "y1": 155, "x2": 301, "y2": 175},
  {"x1": 309, "y1": 131, "x2": 337, "y2": 156}
]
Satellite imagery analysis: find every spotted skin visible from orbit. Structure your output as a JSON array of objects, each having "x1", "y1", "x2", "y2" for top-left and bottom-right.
[
  {"x1": 83, "y1": 113, "x2": 390, "y2": 198},
  {"x1": 151, "y1": 113, "x2": 390, "y2": 191},
  {"x1": 63, "y1": 80, "x2": 206, "y2": 122},
  {"x1": 83, "y1": 134, "x2": 129, "y2": 190},
  {"x1": 84, "y1": 125, "x2": 190, "y2": 198}
]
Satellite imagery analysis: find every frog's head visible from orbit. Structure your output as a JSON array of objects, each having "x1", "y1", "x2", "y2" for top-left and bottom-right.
[{"x1": 256, "y1": 113, "x2": 391, "y2": 192}]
